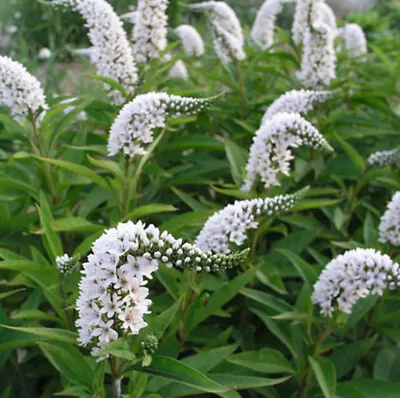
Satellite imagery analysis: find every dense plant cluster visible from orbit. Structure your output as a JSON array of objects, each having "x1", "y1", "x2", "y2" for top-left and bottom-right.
[{"x1": 0, "y1": 0, "x2": 400, "y2": 397}]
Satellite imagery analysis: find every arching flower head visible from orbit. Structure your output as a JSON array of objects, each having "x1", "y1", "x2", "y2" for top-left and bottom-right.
[
  {"x1": 76, "y1": 220, "x2": 249, "y2": 357},
  {"x1": 52, "y1": 0, "x2": 138, "y2": 105},
  {"x1": 242, "y1": 112, "x2": 332, "y2": 191},
  {"x1": 108, "y1": 92, "x2": 220, "y2": 158},
  {"x1": 312, "y1": 249, "x2": 399, "y2": 316},
  {"x1": 0, "y1": 55, "x2": 47, "y2": 123},
  {"x1": 168, "y1": 60, "x2": 189, "y2": 80},
  {"x1": 368, "y1": 148, "x2": 400, "y2": 168},
  {"x1": 297, "y1": 21, "x2": 336, "y2": 89},
  {"x1": 174, "y1": 25, "x2": 205, "y2": 56},
  {"x1": 340, "y1": 23, "x2": 368, "y2": 59},
  {"x1": 292, "y1": 0, "x2": 322, "y2": 45},
  {"x1": 132, "y1": 0, "x2": 169, "y2": 64},
  {"x1": 251, "y1": 0, "x2": 283, "y2": 50},
  {"x1": 262, "y1": 89, "x2": 331, "y2": 123},
  {"x1": 379, "y1": 192, "x2": 400, "y2": 247},
  {"x1": 313, "y1": 2, "x2": 337, "y2": 36},
  {"x1": 196, "y1": 188, "x2": 308, "y2": 254}
]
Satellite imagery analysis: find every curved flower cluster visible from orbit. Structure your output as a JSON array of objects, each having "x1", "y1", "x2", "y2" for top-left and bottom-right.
[
  {"x1": 292, "y1": 0, "x2": 318, "y2": 45},
  {"x1": 368, "y1": 148, "x2": 399, "y2": 168},
  {"x1": 132, "y1": 0, "x2": 169, "y2": 64},
  {"x1": 76, "y1": 220, "x2": 248, "y2": 357},
  {"x1": 379, "y1": 192, "x2": 400, "y2": 247},
  {"x1": 108, "y1": 93, "x2": 218, "y2": 158},
  {"x1": 340, "y1": 23, "x2": 367, "y2": 59},
  {"x1": 262, "y1": 89, "x2": 331, "y2": 123},
  {"x1": 52, "y1": 0, "x2": 137, "y2": 105},
  {"x1": 313, "y1": 2, "x2": 337, "y2": 36},
  {"x1": 242, "y1": 112, "x2": 332, "y2": 191},
  {"x1": 312, "y1": 249, "x2": 400, "y2": 316},
  {"x1": 190, "y1": 2, "x2": 245, "y2": 63},
  {"x1": 174, "y1": 25, "x2": 205, "y2": 56},
  {"x1": 56, "y1": 254, "x2": 78, "y2": 274},
  {"x1": 251, "y1": 0, "x2": 283, "y2": 50},
  {"x1": 0, "y1": 56, "x2": 47, "y2": 122},
  {"x1": 196, "y1": 188, "x2": 308, "y2": 254},
  {"x1": 297, "y1": 21, "x2": 336, "y2": 89},
  {"x1": 168, "y1": 60, "x2": 189, "y2": 80}
]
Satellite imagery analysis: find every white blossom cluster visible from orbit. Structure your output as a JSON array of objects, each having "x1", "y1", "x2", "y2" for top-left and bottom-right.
[
  {"x1": 189, "y1": 2, "x2": 245, "y2": 63},
  {"x1": 340, "y1": 23, "x2": 368, "y2": 59},
  {"x1": 168, "y1": 60, "x2": 189, "y2": 80},
  {"x1": 379, "y1": 192, "x2": 400, "y2": 247},
  {"x1": 56, "y1": 254, "x2": 77, "y2": 274},
  {"x1": 251, "y1": 0, "x2": 283, "y2": 50},
  {"x1": 368, "y1": 148, "x2": 399, "y2": 168},
  {"x1": 262, "y1": 89, "x2": 331, "y2": 124},
  {"x1": 76, "y1": 220, "x2": 248, "y2": 357},
  {"x1": 297, "y1": 21, "x2": 336, "y2": 89},
  {"x1": 52, "y1": 0, "x2": 137, "y2": 105},
  {"x1": 292, "y1": 0, "x2": 318, "y2": 45},
  {"x1": 242, "y1": 112, "x2": 332, "y2": 191},
  {"x1": 108, "y1": 93, "x2": 217, "y2": 158},
  {"x1": 313, "y1": 2, "x2": 337, "y2": 36},
  {"x1": 196, "y1": 188, "x2": 307, "y2": 254},
  {"x1": 312, "y1": 249, "x2": 400, "y2": 316},
  {"x1": 174, "y1": 25, "x2": 205, "y2": 57},
  {"x1": 132, "y1": 0, "x2": 169, "y2": 64},
  {"x1": 0, "y1": 56, "x2": 47, "y2": 122}
]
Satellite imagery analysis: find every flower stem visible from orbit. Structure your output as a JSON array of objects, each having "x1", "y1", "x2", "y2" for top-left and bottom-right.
[
  {"x1": 121, "y1": 156, "x2": 132, "y2": 219},
  {"x1": 233, "y1": 60, "x2": 247, "y2": 118},
  {"x1": 110, "y1": 355, "x2": 121, "y2": 398}
]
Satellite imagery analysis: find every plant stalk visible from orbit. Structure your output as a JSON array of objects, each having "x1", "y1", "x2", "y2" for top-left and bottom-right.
[{"x1": 110, "y1": 355, "x2": 121, "y2": 398}]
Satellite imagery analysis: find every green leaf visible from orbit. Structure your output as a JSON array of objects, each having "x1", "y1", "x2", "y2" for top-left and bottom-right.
[
  {"x1": 132, "y1": 356, "x2": 230, "y2": 393},
  {"x1": 224, "y1": 137, "x2": 246, "y2": 186},
  {"x1": 240, "y1": 288, "x2": 293, "y2": 313},
  {"x1": 339, "y1": 379, "x2": 400, "y2": 398},
  {"x1": 309, "y1": 356, "x2": 336, "y2": 398},
  {"x1": 226, "y1": 348, "x2": 295, "y2": 374},
  {"x1": 35, "y1": 157, "x2": 109, "y2": 189},
  {"x1": 124, "y1": 204, "x2": 177, "y2": 222},
  {"x1": 335, "y1": 134, "x2": 366, "y2": 174},
  {"x1": 83, "y1": 73, "x2": 129, "y2": 99},
  {"x1": 0, "y1": 288, "x2": 25, "y2": 300},
  {"x1": 37, "y1": 205, "x2": 63, "y2": 259}
]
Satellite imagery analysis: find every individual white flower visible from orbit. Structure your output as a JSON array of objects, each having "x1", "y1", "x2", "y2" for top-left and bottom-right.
[
  {"x1": 368, "y1": 148, "x2": 399, "y2": 168},
  {"x1": 242, "y1": 112, "x2": 332, "y2": 191},
  {"x1": 312, "y1": 248, "x2": 400, "y2": 316},
  {"x1": 76, "y1": 220, "x2": 248, "y2": 357},
  {"x1": 189, "y1": 2, "x2": 245, "y2": 63},
  {"x1": 0, "y1": 55, "x2": 47, "y2": 122},
  {"x1": 262, "y1": 89, "x2": 331, "y2": 123},
  {"x1": 379, "y1": 192, "x2": 400, "y2": 247},
  {"x1": 132, "y1": 0, "x2": 169, "y2": 64},
  {"x1": 313, "y1": 2, "x2": 337, "y2": 36},
  {"x1": 251, "y1": 0, "x2": 283, "y2": 50},
  {"x1": 168, "y1": 60, "x2": 189, "y2": 80},
  {"x1": 196, "y1": 188, "x2": 308, "y2": 254},
  {"x1": 108, "y1": 92, "x2": 219, "y2": 158},
  {"x1": 38, "y1": 47, "x2": 52, "y2": 61},
  {"x1": 174, "y1": 25, "x2": 205, "y2": 57},
  {"x1": 52, "y1": 0, "x2": 138, "y2": 105},
  {"x1": 340, "y1": 23, "x2": 367, "y2": 59},
  {"x1": 297, "y1": 21, "x2": 336, "y2": 89}
]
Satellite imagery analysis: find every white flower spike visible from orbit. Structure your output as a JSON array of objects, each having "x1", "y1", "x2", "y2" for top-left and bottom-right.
[
  {"x1": 108, "y1": 92, "x2": 220, "y2": 158},
  {"x1": 174, "y1": 25, "x2": 205, "y2": 57},
  {"x1": 312, "y1": 249, "x2": 400, "y2": 316},
  {"x1": 292, "y1": 0, "x2": 320, "y2": 45},
  {"x1": 340, "y1": 23, "x2": 368, "y2": 59},
  {"x1": 262, "y1": 89, "x2": 331, "y2": 123},
  {"x1": 76, "y1": 220, "x2": 248, "y2": 357},
  {"x1": 0, "y1": 55, "x2": 47, "y2": 123},
  {"x1": 52, "y1": 0, "x2": 138, "y2": 105},
  {"x1": 368, "y1": 148, "x2": 400, "y2": 168},
  {"x1": 379, "y1": 192, "x2": 400, "y2": 247},
  {"x1": 242, "y1": 112, "x2": 332, "y2": 191},
  {"x1": 132, "y1": 0, "x2": 169, "y2": 64},
  {"x1": 196, "y1": 188, "x2": 308, "y2": 254},
  {"x1": 251, "y1": 0, "x2": 283, "y2": 50}
]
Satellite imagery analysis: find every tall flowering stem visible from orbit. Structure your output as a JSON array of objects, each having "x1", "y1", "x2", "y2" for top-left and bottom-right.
[
  {"x1": 76, "y1": 220, "x2": 248, "y2": 358},
  {"x1": 52, "y1": 0, "x2": 138, "y2": 105},
  {"x1": 242, "y1": 112, "x2": 332, "y2": 192},
  {"x1": 196, "y1": 188, "x2": 308, "y2": 254}
]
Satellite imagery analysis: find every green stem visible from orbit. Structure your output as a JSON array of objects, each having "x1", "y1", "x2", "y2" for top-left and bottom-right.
[
  {"x1": 110, "y1": 355, "x2": 121, "y2": 398},
  {"x1": 234, "y1": 60, "x2": 248, "y2": 118},
  {"x1": 28, "y1": 110, "x2": 59, "y2": 204},
  {"x1": 60, "y1": 277, "x2": 73, "y2": 331},
  {"x1": 121, "y1": 156, "x2": 132, "y2": 219}
]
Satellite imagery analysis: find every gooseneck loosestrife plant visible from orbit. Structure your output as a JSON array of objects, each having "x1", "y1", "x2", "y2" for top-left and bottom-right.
[{"x1": 1, "y1": 0, "x2": 399, "y2": 397}]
